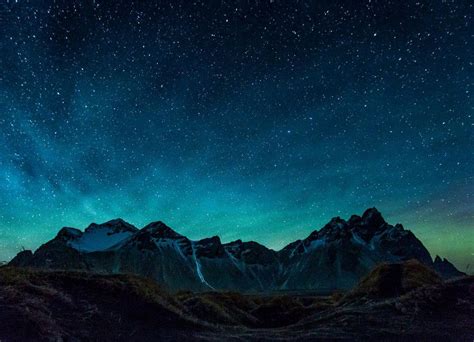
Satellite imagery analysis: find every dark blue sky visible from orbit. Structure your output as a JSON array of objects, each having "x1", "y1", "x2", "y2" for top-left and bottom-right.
[{"x1": 0, "y1": 1, "x2": 472, "y2": 270}]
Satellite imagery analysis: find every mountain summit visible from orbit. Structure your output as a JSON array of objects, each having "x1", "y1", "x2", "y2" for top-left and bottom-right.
[{"x1": 10, "y1": 209, "x2": 465, "y2": 292}]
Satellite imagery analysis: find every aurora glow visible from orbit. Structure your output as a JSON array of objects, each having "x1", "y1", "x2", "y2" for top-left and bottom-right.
[{"x1": 0, "y1": 1, "x2": 472, "y2": 271}]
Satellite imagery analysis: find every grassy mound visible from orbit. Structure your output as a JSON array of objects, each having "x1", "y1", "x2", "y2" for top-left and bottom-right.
[
  {"x1": 0, "y1": 267, "x2": 206, "y2": 341},
  {"x1": 0, "y1": 267, "x2": 333, "y2": 340},
  {"x1": 349, "y1": 260, "x2": 442, "y2": 298}
]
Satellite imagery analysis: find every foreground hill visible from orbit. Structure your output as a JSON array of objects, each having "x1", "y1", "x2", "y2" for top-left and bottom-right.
[
  {"x1": 0, "y1": 262, "x2": 472, "y2": 341},
  {"x1": 10, "y1": 208, "x2": 465, "y2": 292}
]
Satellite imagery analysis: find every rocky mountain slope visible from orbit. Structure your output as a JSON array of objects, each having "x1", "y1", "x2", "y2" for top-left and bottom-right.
[{"x1": 10, "y1": 208, "x2": 465, "y2": 292}]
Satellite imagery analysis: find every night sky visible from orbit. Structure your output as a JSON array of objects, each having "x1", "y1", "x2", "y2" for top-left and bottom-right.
[{"x1": 0, "y1": 1, "x2": 472, "y2": 270}]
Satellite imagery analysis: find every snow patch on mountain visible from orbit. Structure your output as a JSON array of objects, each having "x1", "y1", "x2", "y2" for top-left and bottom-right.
[
  {"x1": 191, "y1": 242, "x2": 214, "y2": 290},
  {"x1": 351, "y1": 232, "x2": 367, "y2": 246},
  {"x1": 153, "y1": 238, "x2": 188, "y2": 261},
  {"x1": 308, "y1": 238, "x2": 327, "y2": 251},
  {"x1": 225, "y1": 249, "x2": 245, "y2": 273},
  {"x1": 69, "y1": 228, "x2": 134, "y2": 252}
]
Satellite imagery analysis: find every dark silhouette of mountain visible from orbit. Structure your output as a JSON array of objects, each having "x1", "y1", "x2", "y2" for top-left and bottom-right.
[
  {"x1": 0, "y1": 263, "x2": 473, "y2": 340},
  {"x1": 10, "y1": 208, "x2": 465, "y2": 292},
  {"x1": 433, "y1": 255, "x2": 466, "y2": 279}
]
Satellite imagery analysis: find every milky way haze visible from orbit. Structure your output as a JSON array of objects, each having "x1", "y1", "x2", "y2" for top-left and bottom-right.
[{"x1": 0, "y1": 1, "x2": 472, "y2": 270}]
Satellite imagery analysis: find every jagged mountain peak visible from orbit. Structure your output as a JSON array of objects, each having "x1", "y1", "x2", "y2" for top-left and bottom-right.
[
  {"x1": 140, "y1": 221, "x2": 174, "y2": 233},
  {"x1": 348, "y1": 214, "x2": 362, "y2": 225},
  {"x1": 197, "y1": 235, "x2": 222, "y2": 245},
  {"x1": 195, "y1": 236, "x2": 225, "y2": 258},
  {"x1": 140, "y1": 221, "x2": 182, "y2": 238},
  {"x1": 85, "y1": 218, "x2": 138, "y2": 234},
  {"x1": 361, "y1": 207, "x2": 386, "y2": 228},
  {"x1": 433, "y1": 255, "x2": 466, "y2": 278},
  {"x1": 350, "y1": 208, "x2": 389, "y2": 242},
  {"x1": 225, "y1": 239, "x2": 243, "y2": 246},
  {"x1": 224, "y1": 239, "x2": 277, "y2": 265},
  {"x1": 224, "y1": 239, "x2": 268, "y2": 251},
  {"x1": 303, "y1": 215, "x2": 352, "y2": 244},
  {"x1": 317, "y1": 216, "x2": 349, "y2": 239},
  {"x1": 304, "y1": 208, "x2": 386, "y2": 243},
  {"x1": 9, "y1": 250, "x2": 34, "y2": 267},
  {"x1": 106, "y1": 218, "x2": 130, "y2": 225},
  {"x1": 122, "y1": 221, "x2": 188, "y2": 252},
  {"x1": 142, "y1": 220, "x2": 167, "y2": 229},
  {"x1": 56, "y1": 227, "x2": 83, "y2": 240}
]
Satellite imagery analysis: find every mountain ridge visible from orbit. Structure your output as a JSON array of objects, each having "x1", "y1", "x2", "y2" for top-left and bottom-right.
[{"x1": 10, "y1": 208, "x2": 465, "y2": 292}]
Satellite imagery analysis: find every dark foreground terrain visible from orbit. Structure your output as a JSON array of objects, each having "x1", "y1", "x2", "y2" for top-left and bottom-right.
[{"x1": 0, "y1": 261, "x2": 473, "y2": 341}]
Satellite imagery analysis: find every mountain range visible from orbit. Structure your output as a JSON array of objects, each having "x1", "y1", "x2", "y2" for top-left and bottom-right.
[{"x1": 10, "y1": 208, "x2": 464, "y2": 292}]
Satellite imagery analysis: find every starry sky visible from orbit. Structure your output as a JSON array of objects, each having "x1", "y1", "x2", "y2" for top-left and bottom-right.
[{"x1": 0, "y1": 1, "x2": 472, "y2": 271}]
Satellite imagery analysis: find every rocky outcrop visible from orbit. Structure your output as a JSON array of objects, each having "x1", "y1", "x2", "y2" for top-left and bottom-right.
[
  {"x1": 433, "y1": 255, "x2": 466, "y2": 278},
  {"x1": 8, "y1": 250, "x2": 33, "y2": 267}
]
